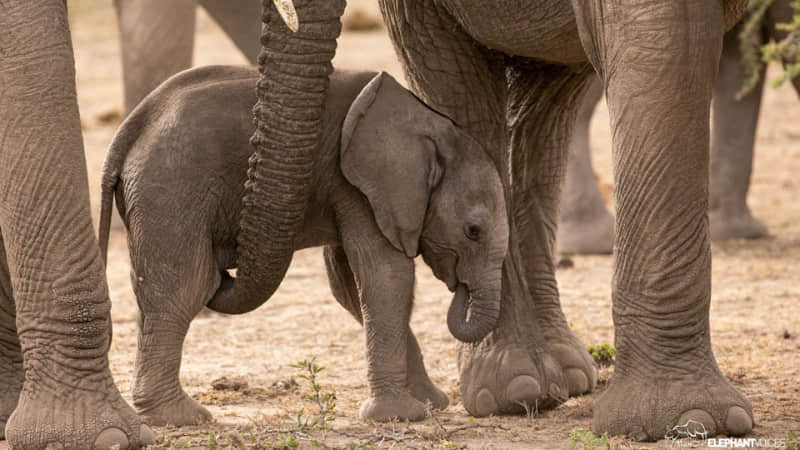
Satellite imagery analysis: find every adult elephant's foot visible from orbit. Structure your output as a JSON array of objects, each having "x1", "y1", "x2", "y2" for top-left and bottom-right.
[
  {"x1": 136, "y1": 390, "x2": 212, "y2": 427},
  {"x1": 457, "y1": 339, "x2": 567, "y2": 416},
  {"x1": 593, "y1": 371, "x2": 753, "y2": 441},
  {"x1": 359, "y1": 390, "x2": 427, "y2": 422},
  {"x1": 556, "y1": 206, "x2": 614, "y2": 255},
  {"x1": 709, "y1": 208, "x2": 768, "y2": 240},
  {"x1": 5, "y1": 372, "x2": 155, "y2": 449}
]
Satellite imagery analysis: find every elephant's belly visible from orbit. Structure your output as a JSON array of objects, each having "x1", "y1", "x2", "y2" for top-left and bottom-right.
[{"x1": 442, "y1": 0, "x2": 587, "y2": 64}]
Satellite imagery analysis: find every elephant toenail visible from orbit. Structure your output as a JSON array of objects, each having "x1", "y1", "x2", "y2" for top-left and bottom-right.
[
  {"x1": 725, "y1": 406, "x2": 753, "y2": 436},
  {"x1": 506, "y1": 375, "x2": 541, "y2": 406},
  {"x1": 93, "y1": 427, "x2": 129, "y2": 450},
  {"x1": 565, "y1": 368, "x2": 589, "y2": 396},
  {"x1": 677, "y1": 409, "x2": 716, "y2": 438},
  {"x1": 140, "y1": 424, "x2": 156, "y2": 446},
  {"x1": 474, "y1": 388, "x2": 498, "y2": 417}
]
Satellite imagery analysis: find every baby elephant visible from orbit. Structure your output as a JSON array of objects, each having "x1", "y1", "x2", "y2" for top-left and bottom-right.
[{"x1": 99, "y1": 66, "x2": 509, "y2": 426}]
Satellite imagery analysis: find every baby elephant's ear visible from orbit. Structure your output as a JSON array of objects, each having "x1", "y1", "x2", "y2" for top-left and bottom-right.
[{"x1": 341, "y1": 72, "x2": 443, "y2": 258}]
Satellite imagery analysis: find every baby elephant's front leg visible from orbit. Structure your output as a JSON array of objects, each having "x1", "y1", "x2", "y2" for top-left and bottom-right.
[{"x1": 345, "y1": 243, "x2": 427, "y2": 422}]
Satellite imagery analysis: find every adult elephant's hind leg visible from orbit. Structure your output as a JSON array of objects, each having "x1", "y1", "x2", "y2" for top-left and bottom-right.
[
  {"x1": 557, "y1": 76, "x2": 615, "y2": 254},
  {"x1": 507, "y1": 59, "x2": 599, "y2": 398},
  {"x1": 573, "y1": 0, "x2": 753, "y2": 440},
  {"x1": 0, "y1": 230, "x2": 23, "y2": 439},
  {"x1": 381, "y1": 0, "x2": 567, "y2": 416},
  {"x1": 709, "y1": 21, "x2": 768, "y2": 240},
  {"x1": 323, "y1": 246, "x2": 448, "y2": 410},
  {"x1": 114, "y1": 0, "x2": 197, "y2": 114}
]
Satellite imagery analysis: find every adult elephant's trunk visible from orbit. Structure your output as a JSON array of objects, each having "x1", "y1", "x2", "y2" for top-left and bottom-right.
[
  {"x1": 207, "y1": 0, "x2": 345, "y2": 314},
  {"x1": 447, "y1": 277, "x2": 502, "y2": 343}
]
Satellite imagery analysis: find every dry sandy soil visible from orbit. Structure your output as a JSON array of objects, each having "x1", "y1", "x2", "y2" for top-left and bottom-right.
[{"x1": 6, "y1": 2, "x2": 799, "y2": 449}]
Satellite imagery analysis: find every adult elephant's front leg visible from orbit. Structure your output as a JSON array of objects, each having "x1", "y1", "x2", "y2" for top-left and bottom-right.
[
  {"x1": 573, "y1": 0, "x2": 753, "y2": 440},
  {"x1": 507, "y1": 59, "x2": 599, "y2": 398},
  {"x1": 1, "y1": 1, "x2": 153, "y2": 447},
  {"x1": 381, "y1": 0, "x2": 567, "y2": 415}
]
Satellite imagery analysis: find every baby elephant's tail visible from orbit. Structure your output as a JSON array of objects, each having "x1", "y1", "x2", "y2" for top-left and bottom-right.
[{"x1": 98, "y1": 105, "x2": 148, "y2": 265}]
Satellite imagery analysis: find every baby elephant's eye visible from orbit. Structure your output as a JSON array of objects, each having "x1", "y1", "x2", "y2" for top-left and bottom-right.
[{"x1": 465, "y1": 223, "x2": 482, "y2": 241}]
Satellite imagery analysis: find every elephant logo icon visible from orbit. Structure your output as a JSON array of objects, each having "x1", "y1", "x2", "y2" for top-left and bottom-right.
[{"x1": 665, "y1": 420, "x2": 709, "y2": 445}]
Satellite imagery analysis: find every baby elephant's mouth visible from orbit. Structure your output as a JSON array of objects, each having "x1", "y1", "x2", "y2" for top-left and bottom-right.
[{"x1": 446, "y1": 279, "x2": 458, "y2": 293}]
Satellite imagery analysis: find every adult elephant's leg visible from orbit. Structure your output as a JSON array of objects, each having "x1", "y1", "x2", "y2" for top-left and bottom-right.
[
  {"x1": 709, "y1": 21, "x2": 768, "y2": 240},
  {"x1": 114, "y1": 0, "x2": 197, "y2": 114},
  {"x1": 507, "y1": 60, "x2": 599, "y2": 398},
  {"x1": 1, "y1": 1, "x2": 153, "y2": 447},
  {"x1": 573, "y1": 0, "x2": 753, "y2": 440},
  {"x1": 323, "y1": 246, "x2": 449, "y2": 409},
  {"x1": 0, "y1": 230, "x2": 23, "y2": 439},
  {"x1": 200, "y1": 0, "x2": 262, "y2": 63},
  {"x1": 557, "y1": 76, "x2": 615, "y2": 254},
  {"x1": 381, "y1": 0, "x2": 567, "y2": 415}
]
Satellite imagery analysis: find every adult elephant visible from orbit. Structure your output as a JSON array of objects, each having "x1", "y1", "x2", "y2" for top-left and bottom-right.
[
  {"x1": 205, "y1": 0, "x2": 755, "y2": 441},
  {"x1": 559, "y1": 0, "x2": 800, "y2": 253},
  {"x1": 114, "y1": 0, "x2": 261, "y2": 114},
  {"x1": 0, "y1": 1, "x2": 155, "y2": 448}
]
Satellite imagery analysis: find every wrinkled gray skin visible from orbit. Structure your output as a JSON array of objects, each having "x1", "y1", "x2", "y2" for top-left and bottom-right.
[
  {"x1": 321, "y1": 0, "x2": 754, "y2": 441},
  {"x1": 0, "y1": 1, "x2": 155, "y2": 448},
  {"x1": 114, "y1": 0, "x2": 260, "y2": 114},
  {"x1": 560, "y1": 0, "x2": 800, "y2": 253},
  {"x1": 98, "y1": 67, "x2": 509, "y2": 425}
]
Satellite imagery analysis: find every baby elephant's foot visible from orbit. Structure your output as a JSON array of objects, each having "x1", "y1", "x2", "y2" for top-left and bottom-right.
[
  {"x1": 360, "y1": 390, "x2": 427, "y2": 422},
  {"x1": 593, "y1": 372, "x2": 753, "y2": 441},
  {"x1": 0, "y1": 375, "x2": 22, "y2": 440},
  {"x1": 542, "y1": 327, "x2": 598, "y2": 397},
  {"x1": 408, "y1": 379, "x2": 449, "y2": 410},
  {"x1": 458, "y1": 341, "x2": 567, "y2": 417},
  {"x1": 136, "y1": 390, "x2": 212, "y2": 427}
]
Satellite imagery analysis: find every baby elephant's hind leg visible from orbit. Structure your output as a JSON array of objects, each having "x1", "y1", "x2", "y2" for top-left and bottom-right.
[
  {"x1": 130, "y1": 237, "x2": 218, "y2": 426},
  {"x1": 0, "y1": 230, "x2": 23, "y2": 438},
  {"x1": 323, "y1": 246, "x2": 448, "y2": 410}
]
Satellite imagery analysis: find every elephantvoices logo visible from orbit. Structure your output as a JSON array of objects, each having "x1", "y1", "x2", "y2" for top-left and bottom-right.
[
  {"x1": 665, "y1": 420, "x2": 709, "y2": 447},
  {"x1": 665, "y1": 420, "x2": 786, "y2": 448}
]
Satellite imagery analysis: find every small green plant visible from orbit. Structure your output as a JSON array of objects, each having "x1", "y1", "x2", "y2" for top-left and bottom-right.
[
  {"x1": 207, "y1": 432, "x2": 218, "y2": 450},
  {"x1": 786, "y1": 431, "x2": 800, "y2": 450},
  {"x1": 739, "y1": 0, "x2": 800, "y2": 98},
  {"x1": 274, "y1": 434, "x2": 300, "y2": 449},
  {"x1": 587, "y1": 343, "x2": 617, "y2": 366},
  {"x1": 289, "y1": 356, "x2": 337, "y2": 435},
  {"x1": 569, "y1": 428, "x2": 611, "y2": 450}
]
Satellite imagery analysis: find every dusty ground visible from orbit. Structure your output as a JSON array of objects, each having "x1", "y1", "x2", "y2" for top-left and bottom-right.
[{"x1": 8, "y1": 2, "x2": 797, "y2": 448}]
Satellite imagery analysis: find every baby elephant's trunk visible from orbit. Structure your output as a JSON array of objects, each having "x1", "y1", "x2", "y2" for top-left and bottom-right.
[{"x1": 447, "y1": 276, "x2": 501, "y2": 343}]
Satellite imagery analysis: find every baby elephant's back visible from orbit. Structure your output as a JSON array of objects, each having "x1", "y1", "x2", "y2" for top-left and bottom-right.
[{"x1": 120, "y1": 65, "x2": 259, "y2": 234}]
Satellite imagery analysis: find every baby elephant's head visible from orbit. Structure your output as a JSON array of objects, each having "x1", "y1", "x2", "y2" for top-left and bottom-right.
[{"x1": 341, "y1": 72, "x2": 509, "y2": 344}]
